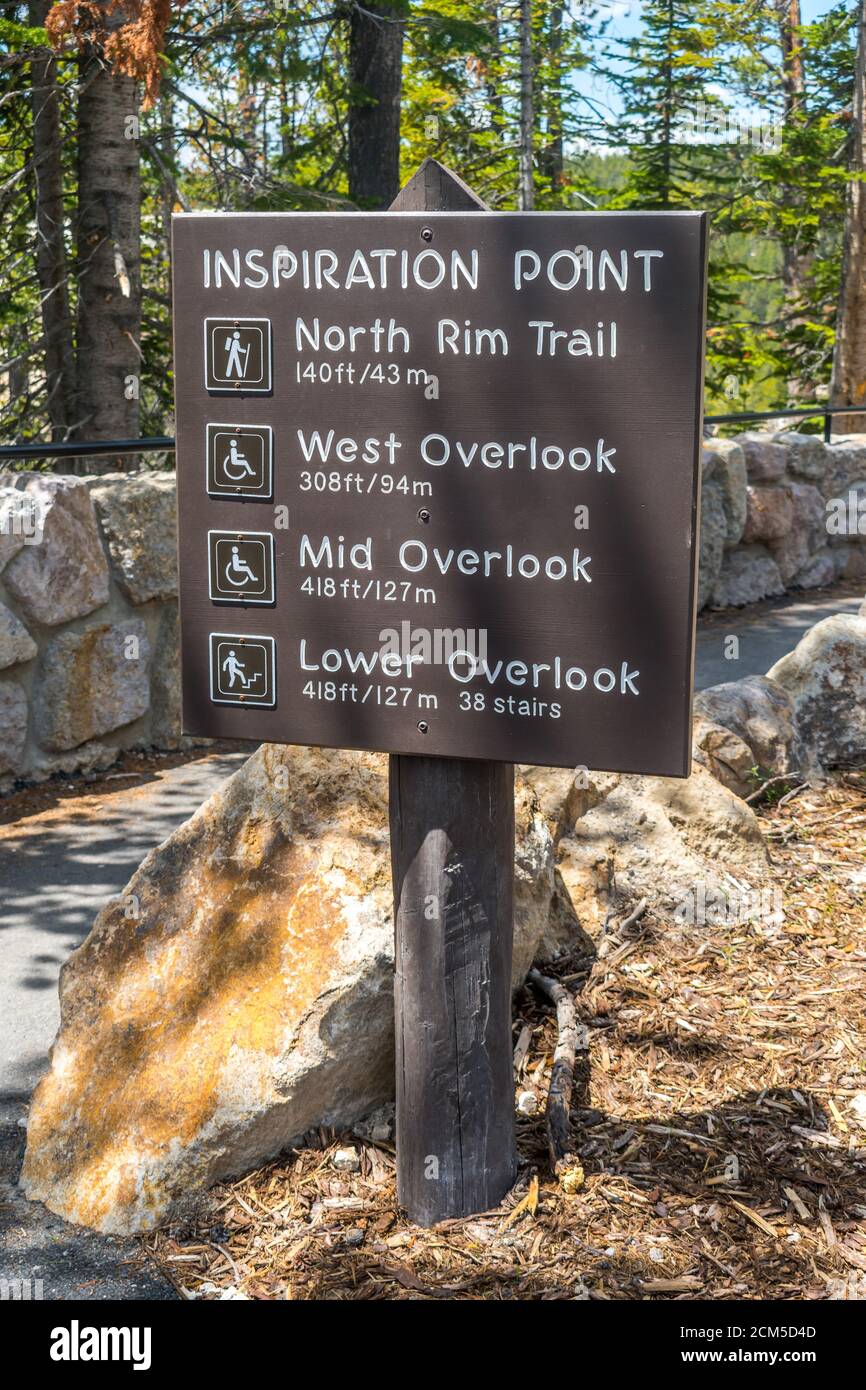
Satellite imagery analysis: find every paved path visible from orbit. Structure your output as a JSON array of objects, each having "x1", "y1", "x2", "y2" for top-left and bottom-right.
[
  {"x1": 694, "y1": 587, "x2": 863, "y2": 690},
  {"x1": 0, "y1": 751, "x2": 249, "y2": 1302},
  {"x1": 0, "y1": 582, "x2": 862, "y2": 1297}
]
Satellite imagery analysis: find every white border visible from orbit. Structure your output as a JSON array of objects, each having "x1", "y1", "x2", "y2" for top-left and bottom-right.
[
  {"x1": 206, "y1": 423, "x2": 273, "y2": 499},
  {"x1": 209, "y1": 632, "x2": 276, "y2": 707},
  {"x1": 203, "y1": 317, "x2": 272, "y2": 393},
  {"x1": 207, "y1": 529, "x2": 275, "y2": 605}
]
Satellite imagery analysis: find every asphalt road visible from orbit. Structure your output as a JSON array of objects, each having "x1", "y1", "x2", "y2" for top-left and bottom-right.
[{"x1": 0, "y1": 583, "x2": 862, "y2": 1298}]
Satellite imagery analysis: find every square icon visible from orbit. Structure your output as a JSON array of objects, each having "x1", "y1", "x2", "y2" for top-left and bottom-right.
[
  {"x1": 207, "y1": 424, "x2": 273, "y2": 498},
  {"x1": 209, "y1": 633, "x2": 276, "y2": 707},
  {"x1": 204, "y1": 318, "x2": 271, "y2": 392},
  {"x1": 208, "y1": 530, "x2": 275, "y2": 604}
]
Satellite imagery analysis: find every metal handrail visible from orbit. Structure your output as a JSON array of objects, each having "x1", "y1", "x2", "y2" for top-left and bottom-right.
[
  {"x1": 0, "y1": 436, "x2": 175, "y2": 462},
  {"x1": 2, "y1": 406, "x2": 866, "y2": 462},
  {"x1": 705, "y1": 404, "x2": 866, "y2": 442}
]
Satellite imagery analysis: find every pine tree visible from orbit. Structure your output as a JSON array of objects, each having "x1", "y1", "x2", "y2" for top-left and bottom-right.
[{"x1": 610, "y1": 0, "x2": 721, "y2": 210}]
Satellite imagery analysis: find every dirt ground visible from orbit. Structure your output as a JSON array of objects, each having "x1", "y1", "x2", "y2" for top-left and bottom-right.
[{"x1": 145, "y1": 771, "x2": 866, "y2": 1301}]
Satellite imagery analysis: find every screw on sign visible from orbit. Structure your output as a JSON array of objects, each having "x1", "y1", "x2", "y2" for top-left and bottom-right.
[{"x1": 171, "y1": 159, "x2": 707, "y2": 1224}]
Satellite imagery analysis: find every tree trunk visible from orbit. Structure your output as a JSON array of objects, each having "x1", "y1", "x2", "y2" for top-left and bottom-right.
[
  {"x1": 74, "y1": 5, "x2": 141, "y2": 472},
  {"x1": 541, "y1": 4, "x2": 563, "y2": 201},
  {"x1": 348, "y1": 0, "x2": 404, "y2": 208},
  {"x1": 29, "y1": 0, "x2": 75, "y2": 440},
  {"x1": 832, "y1": 0, "x2": 866, "y2": 434},
  {"x1": 518, "y1": 0, "x2": 534, "y2": 209},
  {"x1": 779, "y1": 0, "x2": 805, "y2": 117},
  {"x1": 777, "y1": 0, "x2": 810, "y2": 399},
  {"x1": 158, "y1": 88, "x2": 177, "y2": 261}
]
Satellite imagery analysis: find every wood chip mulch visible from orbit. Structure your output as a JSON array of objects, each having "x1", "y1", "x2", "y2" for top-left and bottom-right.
[{"x1": 145, "y1": 772, "x2": 866, "y2": 1301}]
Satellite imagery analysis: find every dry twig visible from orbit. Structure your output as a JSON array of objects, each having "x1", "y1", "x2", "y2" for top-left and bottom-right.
[{"x1": 528, "y1": 967, "x2": 586, "y2": 1173}]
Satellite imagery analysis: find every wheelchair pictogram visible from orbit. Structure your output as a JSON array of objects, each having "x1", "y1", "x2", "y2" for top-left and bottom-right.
[
  {"x1": 208, "y1": 530, "x2": 275, "y2": 605},
  {"x1": 206, "y1": 424, "x2": 272, "y2": 498}
]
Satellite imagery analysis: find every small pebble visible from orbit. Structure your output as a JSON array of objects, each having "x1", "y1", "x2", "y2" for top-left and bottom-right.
[
  {"x1": 517, "y1": 1090, "x2": 538, "y2": 1115},
  {"x1": 344, "y1": 1228, "x2": 364, "y2": 1247},
  {"x1": 332, "y1": 1147, "x2": 360, "y2": 1173}
]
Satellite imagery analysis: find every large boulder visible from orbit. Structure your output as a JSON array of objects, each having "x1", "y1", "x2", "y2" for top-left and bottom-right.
[
  {"x1": 150, "y1": 602, "x2": 182, "y2": 747},
  {"x1": 793, "y1": 548, "x2": 837, "y2": 591},
  {"x1": 837, "y1": 545, "x2": 866, "y2": 581},
  {"x1": 768, "y1": 614, "x2": 866, "y2": 768},
  {"x1": 513, "y1": 778, "x2": 557, "y2": 982},
  {"x1": 769, "y1": 482, "x2": 825, "y2": 583},
  {"x1": 693, "y1": 674, "x2": 808, "y2": 794},
  {"x1": 36, "y1": 619, "x2": 151, "y2": 752},
  {"x1": 703, "y1": 440, "x2": 747, "y2": 546},
  {"x1": 691, "y1": 715, "x2": 755, "y2": 796},
  {"x1": 698, "y1": 473, "x2": 727, "y2": 610},
  {"x1": 0, "y1": 481, "x2": 34, "y2": 571},
  {"x1": 1, "y1": 475, "x2": 109, "y2": 626},
  {"x1": 711, "y1": 545, "x2": 784, "y2": 608},
  {"x1": 825, "y1": 478, "x2": 866, "y2": 581},
  {"x1": 822, "y1": 438, "x2": 866, "y2": 501},
  {"x1": 535, "y1": 763, "x2": 770, "y2": 935},
  {"x1": 776, "y1": 431, "x2": 828, "y2": 484},
  {"x1": 742, "y1": 484, "x2": 794, "y2": 544},
  {"x1": 739, "y1": 433, "x2": 787, "y2": 484},
  {"x1": 21, "y1": 746, "x2": 554, "y2": 1233},
  {"x1": 88, "y1": 473, "x2": 178, "y2": 605},
  {"x1": 0, "y1": 680, "x2": 28, "y2": 776},
  {"x1": 0, "y1": 602, "x2": 36, "y2": 670}
]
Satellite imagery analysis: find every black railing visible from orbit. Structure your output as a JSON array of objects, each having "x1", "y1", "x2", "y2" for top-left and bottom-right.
[
  {"x1": 0, "y1": 436, "x2": 175, "y2": 462},
  {"x1": 1, "y1": 406, "x2": 866, "y2": 463},
  {"x1": 704, "y1": 404, "x2": 866, "y2": 443}
]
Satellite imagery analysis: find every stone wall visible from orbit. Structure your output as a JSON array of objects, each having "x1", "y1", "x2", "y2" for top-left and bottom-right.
[
  {"x1": 700, "y1": 432, "x2": 866, "y2": 607},
  {"x1": 1, "y1": 431, "x2": 865, "y2": 788},
  {"x1": 0, "y1": 471, "x2": 182, "y2": 790}
]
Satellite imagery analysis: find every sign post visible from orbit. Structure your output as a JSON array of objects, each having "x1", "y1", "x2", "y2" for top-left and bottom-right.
[
  {"x1": 387, "y1": 163, "x2": 518, "y2": 1223},
  {"x1": 171, "y1": 160, "x2": 707, "y2": 1224}
]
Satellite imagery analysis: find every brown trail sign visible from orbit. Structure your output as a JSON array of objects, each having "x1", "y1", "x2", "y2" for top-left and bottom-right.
[{"x1": 171, "y1": 159, "x2": 707, "y2": 1223}]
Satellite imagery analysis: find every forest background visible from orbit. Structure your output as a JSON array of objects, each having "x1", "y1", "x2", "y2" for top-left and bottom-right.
[{"x1": 1, "y1": 0, "x2": 865, "y2": 465}]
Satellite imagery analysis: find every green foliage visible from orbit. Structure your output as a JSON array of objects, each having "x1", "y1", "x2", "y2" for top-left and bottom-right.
[{"x1": 0, "y1": 0, "x2": 861, "y2": 446}]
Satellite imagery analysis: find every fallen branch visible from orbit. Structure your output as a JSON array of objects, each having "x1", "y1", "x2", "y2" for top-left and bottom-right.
[
  {"x1": 528, "y1": 968, "x2": 587, "y2": 1173},
  {"x1": 615, "y1": 896, "x2": 648, "y2": 932},
  {"x1": 745, "y1": 774, "x2": 798, "y2": 804},
  {"x1": 777, "y1": 782, "x2": 808, "y2": 808}
]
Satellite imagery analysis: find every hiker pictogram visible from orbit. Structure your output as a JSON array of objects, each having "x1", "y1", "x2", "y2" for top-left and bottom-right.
[
  {"x1": 224, "y1": 332, "x2": 249, "y2": 379},
  {"x1": 204, "y1": 318, "x2": 271, "y2": 392}
]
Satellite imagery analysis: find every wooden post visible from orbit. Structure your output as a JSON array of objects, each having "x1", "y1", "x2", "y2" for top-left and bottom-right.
[{"x1": 388, "y1": 160, "x2": 518, "y2": 1225}]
